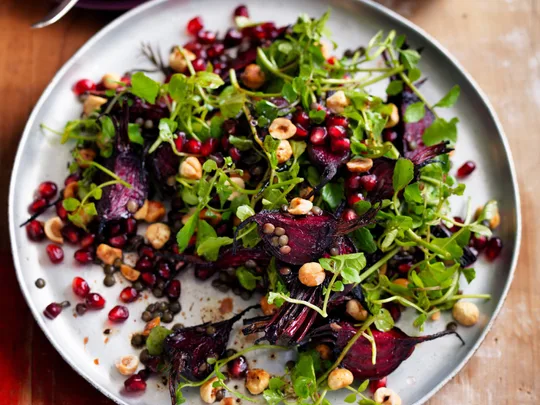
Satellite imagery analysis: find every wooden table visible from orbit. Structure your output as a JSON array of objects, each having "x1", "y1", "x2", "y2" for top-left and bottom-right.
[{"x1": 0, "y1": 0, "x2": 537, "y2": 403}]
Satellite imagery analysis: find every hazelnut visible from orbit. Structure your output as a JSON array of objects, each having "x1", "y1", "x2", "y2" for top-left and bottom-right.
[
  {"x1": 431, "y1": 311, "x2": 441, "y2": 321},
  {"x1": 326, "y1": 90, "x2": 350, "y2": 114},
  {"x1": 269, "y1": 118, "x2": 297, "y2": 140},
  {"x1": 227, "y1": 176, "x2": 245, "y2": 201},
  {"x1": 44, "y1": 217, "x2": 64, "y2": 244},
  {"x1": 146, "y1": 201, "x2": 166, "y2": 223},
  {"x1": 120, "y1": 264, "x2": 140, "y2": 282},
  {"x1": 220, "y1": 398, "x2": 235, "y2": 405},
  {"x1": 146, "y1": 223, "x2": 171, "y2": 250},
  {"x1": 374, "y1": 387, "x2": 402, "y2": 405},
  {"x1": 260, "y1": 296, "x2": 278, "y2": 316},
  {"x1": 393, "y1": 278, "x2": 410, "y2": 288},
  {"x1": 315, "y1": 344, "x2": 332, "y2": 360},
  {"x1": 200, "y1": 208, "x2": 222, "y2": 226},
  {"x1": 298, "y1": 262, "x2": 326, "y2": 287},
  {"x1": 241, "y1": 64, "x2": 266, "y2": 90},
  {"x1": 76, "y1": 148, "x2": 96, "y2": 168},
  {"x1": 452, "y1": 301, "x2": 479, "y2": 326},
  {"x1": 299, "y1": 186, "x2": 315, "y2": 202},
  {"x1": 490, "y1": 210, "x2": 500, "y2": 229},
  {"x1": 134, "y1": 200, "x2": 149, "y2": 220},
  {"x1": 245, "y1": 369, "x2": 270, "y2": 395},
  {"x1": 346, "y1": 299, "x2": 368, "y2": 321},
  {"x1": 83, "y1": 95, "x2": 107, "y2": 117},
  {"x1": 276, "y1": 139, "x2": 293, "y2": 164},
  {"x1": 63, "y1": 182, "x2": 79, "y2": 199},
  {"x1": 115, "y1": 355, "x2": 139, "y2": 376},
  {"x1": 180, "y1": 156, "x2": 203, "y2": 180},
  {"x1": 346, "y1": 157, "x2": 373, "y2": 173},
  {"x1": 96, "y1": 244, "x2": 122, "y2": 265},
  {"x1": 384, "y1": 103, "x2": 400, "y2": 129},
  {"x1": 169, "y1": 48, "x2": 196, "y2": 73},
  {"x1": 327, "y1": 368, "x2": 354, "y2": 390},
  {"x1": 143, "y1": 317, "x2": 161, "y2": 336},
  {"x1": 102, "y1": 73, "x2": 121, "y2": 90},
  {"x1": 200, "y1": 377, "x2": 219, "y2": 403},
  {"x1": 288, "y1": 197, "x2": 313, "y2": 215}
]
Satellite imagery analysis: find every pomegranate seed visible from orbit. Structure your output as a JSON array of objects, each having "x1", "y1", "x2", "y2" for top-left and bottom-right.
[
  {"x1": 293, "y1": 110, "x2": 310, "y2": 128},
  {"x1": 26, "y1": 220, "x2": 45, "y2": 242},
  {"x1": 80, "y1": 233, "x2": 95, "y2": 249},
  {"x1": 141, "y1": 272, "x2": 157, "y2": 287},
  {"x1": 224, "y1": 29, "x2": 243, "y2": 47},
  {"x1": 310, "y1": 127, "x2": 327, "y2": 145},
  {"x1": 234, "y1": 5, "x2": 249, "y2": 17},
  {"x1": 184, "y1": 139, "x2": 202, "y2": 154},
  {"x1": 125, "y1": 218, "x2": 137, "y2": 236},
  {"x1": 72, "y1": 79, "x2": 96, "y2": 96},
  {"x1": 360, "y1": 175, "x2": 377, "y2": 192},
  {"x1": 200, "y1": 138, "x2": 218, "y2": 157},
  {"x1": 192, "y1": 58, "x2": 206, "y2": 72},
  {"x1": 383, "y1": 129, "x2": 398, "y2": 143},
  {"x1": 207, "y1": 43, "x2": 225, "y2": 59},
  {"x1": 348, "y1": 193, "x2": 364, "y2": 206},
  {"x1": 37, "y1": 181, "x2": 58, "y2": 200},
  {"x1": 61, "y1": 224, "x2": 80, "y2": 244},
  {"x1": 327, "y1": 116, "x2": 349, "y2": 128},
  {"x1": 108, "y1": 305, "x2": 129, "y2": 322},
  {"x1": 398, "y1": 263, "x2": 412, "y2": 273},
  {"x1": 295, "y1": 125, "x2": 309, "y2": 137},
  {"x1": 174, "y1": 135, "x2": 184, "y2": 152},
  {"x1": 331, "y1": 137, "x2": 351, "y2": 152},
  {"x1": 120, "y1": 287, "x2": 139, "y2": 303},
  {"x1": 457, "y1": 161, "x2": 476, "y2": 178},
  {"x1": 196, "y1": 30, "x2": 216, "y2": 44},
  {"x1": 222, "y1": 120, "x2": 237, "y2": 135},
  {"x1": 44, "y1": 303, "x2": 63, "y2": 319},
  {"x1": 85, "y1": 293, "x2": 106, "y2": 309},
  {"x1": 158, "y1": 262, "x2": 172, "y2": 280},
  {"x1": 109, "y1": 234, "x2": 127, "y2": 249},
  {"x1": 186, "y1": 16, "x2": 203, "y2": 35},
  {"x1": 108, "y1": 223, "x2": 122, "y2": 237},
  {"x1": 64, "y1": 173, "x2": 79, "y2": 186},
  {"x1": 450, "y1": 216, "x2": 464, "y2": 233},
  {"x1": 124, "y1": 374, "x2": 147, "y2": 392},
  {"x1": 229, "y1": 147, "x2": 241, "y2": 162},
  {"x1": 136, "y1": 256, "x2": 153, "y2": 272},
  {"x1": 227, "y1": 356, "x2": 248, "y2": 378},
  {"x1": 120, "y1": 76, "x2": 131, "y2": 87},
  {"x1": 139, "y1": 245, "x2": 155, "y2": 259},
  {"x1": 369, "y1": 377, "x2": 387, "y2": 394},
  {"x1": 346, "y1": 175, "x2": 362, "y2": 191},
  {"x1": 184, "y1": 40, "x2": 203, "y2": 55},
  {"x1": 469, "y1": 234, "x2": 488, "y2": 252},
  {"x1": 166, "y1": 280, "x2": 181, "y2": 301},
  {"x1": 485, "y1": 237, "x2": 503, "y2": 261},
  {"x1": 28, "y1": 198, "x2": 48, "y2": 214},
  {"x1": 313, "y1": 104, "x2": 328, "y2": 121},
  {"x1": 46, "y1": 244, "x2": 64, "y2": 264},
  {"x1": 56, "y1": 201, "x2": 68, "y2": 220},
  {"x1": 341, "y1": 208, "x2": 358, "y2": 221},
  {"x1": 74, "y1": 248, "x2": 94, "y2": 264},
  {"x1": 72, "y1": 277, "x2": 90, "y2": 298}
]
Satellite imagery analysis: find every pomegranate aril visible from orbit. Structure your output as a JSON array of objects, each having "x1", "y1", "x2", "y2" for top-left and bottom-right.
[
  {"x1": 196, "y1": 30, "x2": 216, "y2": 44},
  {"x1": 184, "y1": 139, "x2": 202, "y2": 154},
  {"x1": 141, "y1": 272, "x2": 157, "y2": 287},
  {"x1": 222, "y1": 120, "x2": 237, "y2": 135},
  {"x1": 174, "y1": 135, "x2": 184, "y2": 152},
  {"x1": 74, "y1": 248, "x2": 94, "y2": 264},
  {"x1": 184, "y1": 40, "x2": 203, "y2": 55},
  {"x1": 108, "y1": 305, "x2": 129, "y2": 322},
  {"x1": 224, "y1": 29, "x2": 243, "y2": 47},
  {"x1": 310, "y1": 127, "x2": 327, "y2": 145},
  {"x1": 360, "y1": 174, "x2": 377, "y2": 192},
  {"x1": 120, "y1": 287, "x2": 139, "y2": 303},
  {"x1": 346, "y1": 175, "x2": 362, "y2": 191},
  {"x1": 369, "y1": 377, "x2": 387, "y2": 394},
  {"x1": 64, "y1": 173, "x2": 79, "y2": 186},
  {"x1": 295, "y1": 124, "x2": 308, "y2": 137},
  {"x1": 85, "y1": 293, "x2": 106, "y2": 309},
  {"x1": 234, "y1": 4, "x2": 249, "y2": 18},
  {"x1": 46, "y1": 244, "x2": 64, "y2": 264},
  {"x1": 227, "y1": 355, "x2": 248, "y2": 378},
  {"x1": 186, "y1": 16, "x2": 203, "y2": 35},
  {"x1": 124, "y1": 374, "x2": 147, "y2": 392},
  {"x1": 457, "y1": 161, "x2": 476, "y2": 178},
  {"x1": 109, "y1": 234, "x2": 127, "y2": 249},
  {"x1": 166, "y1": 279, "x2": 181, "y2": 301},
  {"x1": 469, "y1": 234, "x2": 488, "y2": 252},
  {"x1": 398, "y1": 263, "x2": 412, "y2": 273},
  {"x1": 229, "y1": 147, "x2": 241, "y2": 162},
  {"x1": 326, "y1": 115, "x2": 348, "y2": 128},
  {"x1": 80, "y1": 233, "x2": 96, "y2": 249},
  {"x1": 139, "y1": 245, "x2": 155, "y2": 259},
  {"x1": 207, "y1": 43, "x2": 225, "y2": 59},
  {"x1": 37, "y1": 181, "x2": 58, "y2": 200},
  {"x1": 72, "y1": 276, "x2": 90, "y2": 298},
  {"x1": 62, "y1": 224, "x2": 81, "y2": 244},
  {"x1": 327, "y1": 125, "x2": 346, "y2": 138},
  {"x1": 485, "y1": 237, "x2": 503, "y2": 261},
  {"x1": 125, "y1": 218, "x2": 137, "y2": 236},
  {"x1": 200, "y1": 138, "x2": 218, "y2": 157},
  {"x1": 330, "y1": 137, "x2": 351, "y2": 152},
  {"x1": 383, "y1": 129, "x2": 398, "y2": 143},
  {"x1": 348, "y1": 193, "x2": 364, "y2": 207},
  {"x1": 72, "y1": 79, "x2": 96, "y2": 96},
  {"x1": 158, "y1": 262, "x2": 172, "y2": 280},
  {"x1": 108, "y1": 223, "x2": 122, "y2": 237},
  {"x1": 341, "y1": 208, "x2": 358, "y2": 222},
  {"x1": 28, "y1": 198, "x2": 48, "y2": 215},
  {"x1": 56, "y1": 201, "x2": 68, "y2": 220},
  {"x1": 293, "y1": 110, "x2": 310, "y2": 128},
  {"x1": 136, "y1": 256, "x2": 153, "y2": 272},
  {"x1": 26, "y1": 220, "x2": 45, "y2": 242},
  {"x1": 44, "y1": 303, "x2": 62, "y2": 319},
  {"x1": 192, "y1": 58, "x2": 206, "y2": 72},
  {"x1": 450, "y1": 216, "x2": 464, "y2": 233}
]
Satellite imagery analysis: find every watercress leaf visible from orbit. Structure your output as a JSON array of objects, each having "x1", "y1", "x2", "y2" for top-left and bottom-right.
[
  {"x1": 309, "y1": 109, "x2": 326, "y2": 124},
  {"x1": 176, "y1": 211, "x2": 199, "y2": 253},
  {"x1": 341, "y1": 266, "x2": 361, "y2": 284},
  {"x1": 290, "y1": 140, "x2": 307, "y2": 159},
  {"x1": 408, "y1": 67, "x2": 422, "y2": 82},
  {"x1": 477, "y1": 200, "x2": 498, "y2": 223},
  {"x1": 381, "y1": 229, "x2": 398, "y2": 250},
  {"x1": 236, "y1": 266, "x2": 262, "y2": 290},
  {"x1": 331, "y1": 281, "x2": 345, "y2": 292},
  {"x1": 282, "y1": 82, "x2": 297, "y2": 102},
  {"x1": 319, "y1": 258, "x2": 335, "y2": 272},
  {"x1": 196, "y1": 220, "x2": 217, "y2": 247},
  {"x1": 374, "y1": 308, "x2": 394, "y2": 332},
  {"x1": 393, "y1": 158, "x2": 414, "y2": 192},
  {"x1": 219, "y1": 86, "x2": 246, "y2": 118},
  {"x1": 236, "y1": 204, "x2": 255, "y2": 221},
  {"x1": 358, "y1": 379, "x2": 370, "y2": 392},
  {"x1": 229, "y1": 135, "x2": 253, "y2": 151},
  {"x1": 432, "y1": 238, "x2": 463, "y2": 259},
  {"x1": 344, "y1": 394, "x2": 357, "y2": 403},
  {"x1": 414, "y1": 313, "x2": 428, "y2": 329},
  {"x1": 306, "y1": 166, "x2": 320, "y2": 188},
  {"x1": 468, "y1": 223, "x2": 492, "y2": 237},
  {"x1": 434, "y1": 85, "x2": 460, "y2": 108},
  {"x1": 403, "y1": 101, "x2": 426, "y2": 123},
  {"x1": 98, "y1": 116, "x2": 115, "y2": 158},
  {"x1": 423, "y1": 117, "x2": 459, "y2": 146},
  {"x1": 195, "y1": 71, "x2": 224, "y2": 89},
  {"x1": 197, "y1": 237, "x2": 233, "y2": 261},
  {"x1": 404, "y1": 182, "x2": 423, "y2": 204},
  {"x1": 255, "y1": 100, "x2": 279, "y2": 123},
  {"x1": 131, "y1": 72, "x2": 160, "y2": 104},
  {"x1": 181, "y1": 187, "x2": 198, "y2": 206},
  {"x1": 359, "y1": 400, "x2": 378, "y2": 405},
  {"x1": 395, "y1": 34, "x2": 406, "y2": 49},
  {"x1": 210, "y1": 115, "x2": 224, "y2": 138},
  {"x1": 168, "y1": 73, "x2": 189, "y2": 102},
  {"x1": 386, "y1": 80, "x2": 403, "y2": 96},
  {"x1": 409, "y1": 270, "x2": 424, "y2": 288},
  {"x1": 146, "y1": 326, "x2": 172, "y2": 355},
  {"x1": 462, "y1": 267, "x2": 476, "y2": 284},
  {"x1": 399, "y1": 49, "x2": 421, "y2": 71},
  {"x1": 354, "y1": 200, "x2": 372, "y2": 216},
  {"x1": 322, "y1": 182, "x2": 344, "y2": 210},
  {"x1": 63, "y1": 198, "x2": 80, "y2": 211},
  {"x1": 352, "y1": 227, "x2": 377, "y2": 254},
  {"x1": 84, "y1": 202, "x2": 98, "y2": 216},
  {"x1": 127, "y1": 123, "x2": 144, "y2": 145},
  {"x1": 202, "y1": 159, "x2": 218, "y2": 173}
]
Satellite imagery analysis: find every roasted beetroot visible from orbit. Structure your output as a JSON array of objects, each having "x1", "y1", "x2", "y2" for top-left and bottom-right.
[
  {"x1": 307, "y1": 144, "x2": 351, "y2": 193},
  {"x1": 147, "y1": 143, "x2": 180, "y2": 194}
]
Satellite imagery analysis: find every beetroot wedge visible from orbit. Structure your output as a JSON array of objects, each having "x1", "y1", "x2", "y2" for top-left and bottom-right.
[
  {"x1": 147, "y1": 143, "x2": 179, "y2": 194},
  {"x1": 307, "y1": 144, "x2": 351, "y2": 194}
]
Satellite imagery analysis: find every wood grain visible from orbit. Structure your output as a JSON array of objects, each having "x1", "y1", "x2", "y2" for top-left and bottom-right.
[{"x1": 0, "y1": 0, "x2": 537, "y2": 403}]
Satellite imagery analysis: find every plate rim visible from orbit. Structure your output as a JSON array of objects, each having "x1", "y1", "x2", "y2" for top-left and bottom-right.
[{"x1": 8, "y1": 1, "x2": 522, "y2": 404}]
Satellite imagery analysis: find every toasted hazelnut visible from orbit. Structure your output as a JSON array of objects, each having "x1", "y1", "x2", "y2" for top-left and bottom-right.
[
  {"x1": 241, "y1": 64, "x2": 266, "y2": 90},
  {"x1": 260, "y1": 296, "x2": 278, "y2": 316},
  {"x1": 102, "y1": 73, "x2": 121, "y2": 90},
  {"x1": 327, "y1": 368, "x2": 354, "y2": 390},
  {"x1": 315, "y1": 344, "x2": 332, "y2": 360},
  {"x1": 227, "y1": 176, "x2": 245, "y2": 201},
  {"x1": 63, "y1": 182, "x2": 79, "y2": 199},
  {"x1": 346, "y1": 157, "x2": 373, "y2": 173},
  {"x1": 245, "y1": 369, "x2": 270, "y2": 395},
  {"x1": 220, "y1": 398, "x2": 235, "y2": 405},
  {"x1": 44, "y1": 217, "x2": 64, "y2": 244},
  {"x1": 490, "y1": 211, "x2": 500, "y2": 229},
  {"x1": 269, "y1": 118, "x2": 297, "y2": 140},
  {"x1": 298, "y1": 262, "x2": 326, "y2": 287},
  {"x1": 115, "y1": 355, "x2": 139, "y2": 376},
  {"x1": 276, "y1": 140, "x2": 293, "y2": 164},
  {"x1": 83, "y1": 95, "x2": 107, "y2": 117},
  {"x1": 393, "y1": 278, "x2": 410, "y2": 288},
  {"x1": 200, "y1": 208, "x2": 222, "y2": 226},
  {"x1": 452, "y1": 301, "x2": 479, "y2": 326},
  {"x1": 143, "y1": 317, "x2": 161, "y2": 336},
  {"x1": 374, "y1": 387, "x2": 402, "y2": 405},
  {"x1": 180, "y1": 156, "x2": 203, "y2": 180},
  {"x1": 146, "y1": 223, "x2": 171, "y2": 250},
  {"x1": 384, "y1": 103, "x2": 400, "y2": 129},
  {"x1": 288, "y1": 197, "x2": 313, "y2": 215},
  {"x1": 169, "y1": 48, "x2": 196, "y2": 73},
  {"x1": 134, "y1": 200, "x2": 149, "y2": 220},
  {"x1": 75, "y1": 148, "x2": 97, "y2": 168},
  {"x1": 146, "y1": 201, "x2": 166, "y2": 223},
  {"x1": 431, "y1": 311, "x2": 441, "y2": 321},
  {"x1": 120, "y1": 264, "x2": 140, "y2": 282},
  {"x1": 200, "y1": 377, "x2": 219, "y2": 403},
  {"x1": 96, "y1": 244, "x2": 122, "y2": 265},
  {"x1": 326, "y1": 90, "x2": 350, "y2": 114},
  {"x1": 299, "y1": 186, "x2": 315, "y2": 202},
  {"x1": 346, "y1": 299, "x2": 368, "y2": 321}
]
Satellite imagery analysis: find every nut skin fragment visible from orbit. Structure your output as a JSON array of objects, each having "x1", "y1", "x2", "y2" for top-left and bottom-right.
[
  {"x1": 452, "y1": 301, "x2": 479, "y2": 326},
  {"x1": 180, "y1": 156, "x2": 203, "y2": 180},
  {"x1": 83, "y1": 95, "x2": 107, "y2": 117},
  {"x1": 220, "y1": 398, "x2": 235, "y2": 405},
  {"x1": 260, "y1": 296, "x2": 278, "y2": 316},
  {"x1": 327, "y1": 368, "x2": 354, "y2": 390},
  {"x1": 134, "y1": 200, "x2": 149, "y2": 220},
  {"x1": 346, "y1": 299, "x2": 368, "y2": 321},
  {"x1": 200, "y1": 377, "x2": 219, "y2": 403},
  {"x1": 146, "y1": 201, "x2": 166, "y2": 223},
  {"x1": 120, "y1": 264, "x2": 140, "y2": 282},
  {"x1": 384, "y1": 103, "x2": 400, "y2": 128},
  {"x1": 245, "y1": 369, "x2": 270, "y2": 395},
  {"x1": 298, "y1": 262, "x2": 326, "y2": 287},
  {"x1": 44, "y1": 217, "x2": 64, "y2": 244},
  {"x1": 374, "y1": 387, "x2": 402, "y2": 405},
  {"x1": 96, "y1": 244, "x2": 122, "y2": 265},
  {"x1": 146, "y1": 223, "x2": 171, "y2": 250},
  {"x1": 241, "y1": 64, "x2": 266, "y2": 90},
  {"x1": 346, "y1": 157, "x2": 374, "y2": 173},
  {"x1": 288, "y1": 197, "x2": 313, "y2": 215},
  {"x1": 143, "y1": 317, "x2": 161, "y2": 336},
  {"x1": 269, "y1": 118, "x2": 297, "y2": 140},
  {"x1": 115, "y1": 355, "x2": 139, "y2": 376},
  {"x1": 276, "y1": 140, "x2": 293, "y2": 164},
  {"x1": 76, "y1": 148, "x2": 96, "y2": 168},
  {"x1": 169, "y1": 48, "x2": 196, "y2": 73},
  {"x1": 326, "y1": 90, "x2": 350, "y2": 114}
]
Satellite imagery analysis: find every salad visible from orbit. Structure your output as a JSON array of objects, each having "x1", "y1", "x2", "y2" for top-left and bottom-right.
[{"x1": 23, "y1": 4, "x2": 505, "y2": 405}]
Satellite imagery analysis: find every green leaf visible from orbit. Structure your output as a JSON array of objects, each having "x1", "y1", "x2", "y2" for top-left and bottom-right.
[
  {"x1": 321, "y1": 182, "x2": 344, "y2": 210},
  {"x1": 423, "y1": 117, "x2": 459, "y2": 146},
  {"x1": 196, "y1": 220, "x2": 217, "y2": 248},
  {"x1": 127, "y1": 123, "x2": 144, "y2": 145},
  {"x1": 374, "y1": 308, "x2": 394, "y2": 332},
  {"x1": 63, "y1": 198, "x2": 80, "y2": 211},
  {"x1": 210, "y1": 116, "x2": 224, "y2": 138},
  {"x1": 344, "y1": 394, "x2": 357, "y2": 403},
  {"x1": 393, "y1": 158, "x2": 414, "y2": 193},
  {"x1": 408, "y1": 67, "x2": 422, "y2": 82},
  {"x1": 432, "y1": 237, "x2": 463, "y2": 259},
  {"x1": 194, "y1": 71, "x2": 224, "y2": 89},
  {"x1": 219, "y1": 86, "x2": 246, "y2": 118},
  {"x1": 341, "y1": 266, "x2": 361, "y2": 284},
  {"x1": 197, "y1": 237, "x2": 233, "y2": 261},
  {"x1": 146, "y1": 326, "x2": 172, "y2": 355},
  {"x1": 399, "y1": 49, "x2": 421, "y2": 70},
  {"x1": 404, "y1": 182, "x2": 423, "y2": 204},
  {"x1": 131, "y1": 72, "x2": 160, "y2": 104},
  {"x1": 98, "y1": 116, "x2": 115, "y2": 158},
  {"x1": 352, "y1": 228, "x2": 377, "y2": 254},
  {"x1": 309, "y1": 109, "x2": 326, "y2": 124},
  {"x1": 290, "y1": 140, "x2": 307, "y2": 159},
  {"x1": 236, "y1": 204, "x2": 255, "y2": 221},
  {"x1": 468, "y1": 223, "x2": 492, "y2": 237},
  {"x1": 229, "y1": 135, "x2": 253, "y2": 151},
  {"x1": 84, "y1": 202, "x2": 98, "y2": 216},
  {"x1": 434, "y1": 85, "x2": 460, "y2": 108},
  {"x1": 386, "y1": 80, "x2": 403, "y2": 96},
  {"x1": 168, "y1": 74, "x2": 188, "y2": 102},
  {"x1": 462, "y1": 267, "x2": 476, "y2": 284},
  {"x1": 236, "y1": 267, "x2": 262, "y2": 291},
  {"x1": 176, "y1": 211, "x2": 198, "y2": 253},
  {"x1": 358, "y1": 379, "x2": 370, "y2": 392},
  {"x1": 477, "y1": 200, "x2": 498, "y2": 223},
  {"x1": 403, "y1": 101, "x2": 425, "y2": 123},
  {"x1": 282, "y1": 82, "x2": 297, "y2": 102}
]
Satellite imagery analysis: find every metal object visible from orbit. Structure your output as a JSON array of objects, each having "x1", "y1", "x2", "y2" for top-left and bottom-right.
[
  {"x1": 32, "y1": 0, "x2": 80, "y2": 29},
  {"x1": 9, "y1": 0, "x2": 521, "y2": 404}
]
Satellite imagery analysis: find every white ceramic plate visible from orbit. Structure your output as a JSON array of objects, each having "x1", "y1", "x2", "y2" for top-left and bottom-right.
[{"x1": 9, "y1": 0, "x2": 521, "y2": 404}]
